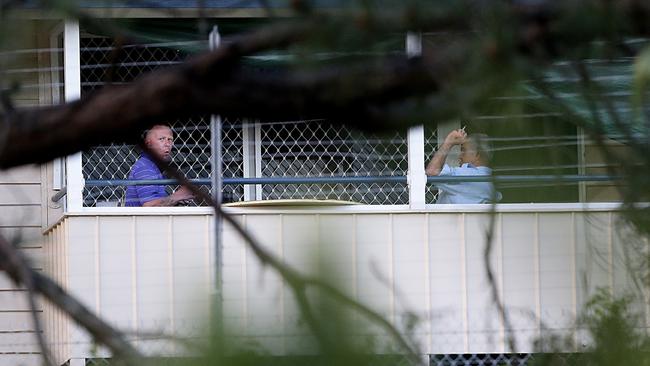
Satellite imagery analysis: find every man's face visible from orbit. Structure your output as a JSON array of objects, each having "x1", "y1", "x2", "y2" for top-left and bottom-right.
[
  {"x1": 459, "y1": 140, "x2": 480, "y2": 166},
  {"x1": 145, "y1": 126, "x2": 174, "y2": 162}
]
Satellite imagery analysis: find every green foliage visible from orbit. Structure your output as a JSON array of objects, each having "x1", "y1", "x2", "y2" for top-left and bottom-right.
[{"x1": 533, "y1": 290, "x2": 650, "y2": 366}]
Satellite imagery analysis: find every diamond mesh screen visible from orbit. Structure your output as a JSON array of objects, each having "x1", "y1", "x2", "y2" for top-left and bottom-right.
[
  {"x1": 80, "y1": 36, "x2": 213, "y2": 206},
  {"x1": 424, "y1": 126, "x2": 440, "y2": 203},
  {"x1": 221, "y1": 119, "x2": 245, "y2": 203},
  {"x1": 257, "y1": 120, "x2": 409, "y2": 204},
  {"x1": 79, "y1": 35, "x2": 433, "y2": 207},
  {"x1": 430, "y1": 353, "x2": 534, "y2": 365}
]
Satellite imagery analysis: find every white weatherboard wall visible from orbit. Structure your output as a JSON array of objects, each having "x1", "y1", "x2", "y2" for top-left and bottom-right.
[
  {"x1": 45, "y1": 213, "x2": 215, "y2": 365},
  {"x1": 0, "y1": 19, "x2": 64, "y2": 366},
  {"x1": 221, "y1": 209, "x2": 645, "y2": 354},
  {"x1": 44, "y1": 208, "x2": 646, "y2": 363}
]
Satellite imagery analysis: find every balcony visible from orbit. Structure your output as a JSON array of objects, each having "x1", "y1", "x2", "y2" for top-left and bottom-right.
[{"x1": 43, "y1": 203, "x2": 643, "y2": 364}]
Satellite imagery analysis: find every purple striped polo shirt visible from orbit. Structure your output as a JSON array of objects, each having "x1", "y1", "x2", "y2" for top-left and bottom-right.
[{"x1": 124, "y1": 152, "x2": 168, "y2": 206}]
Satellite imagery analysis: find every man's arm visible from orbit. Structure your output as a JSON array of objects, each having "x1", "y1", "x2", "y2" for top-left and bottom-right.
[
  {"x1": 425, "y1": 129, "x2": 466, "y2": 176},
  {"x1": 131, "y1": 161, "x2": 193, "y2": 207},
  {"x1": 142, "y1": 196, "x2": 176, "y2": 207},
  {"x1": 142, "y1": 186, "x2": 194, "y2": 207}
]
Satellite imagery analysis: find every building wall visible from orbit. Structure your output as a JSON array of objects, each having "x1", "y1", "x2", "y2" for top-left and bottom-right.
[
  {"x1": 45, "y1": 212, "x2": 215, "y2": 364},
  {"x1": 221, "y1": 208, "x2": 645, "y2": 354},
  {"x1": 0, "y1": 166, "x2": 45, "y2": 366},
  {"x1": 43, "y1": 207, "x2": 647, "y2": 362},
  {"x1": 0, "y1": 19, "x2": 63, "y2": 366}
]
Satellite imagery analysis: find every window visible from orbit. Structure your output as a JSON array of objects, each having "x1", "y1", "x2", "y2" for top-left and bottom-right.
[
  {"x1": 78, "y1": 29, "x2": 423, "y2": 207},
  {"x1": 75, "y1": 22, "x2": 629, "y2": 208}
]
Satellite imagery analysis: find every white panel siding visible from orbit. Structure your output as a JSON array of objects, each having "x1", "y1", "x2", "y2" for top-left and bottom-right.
[
  {"x1": 318, "y1": 215, "x2": 356, "y2": 295},
  {"x1": 392, "y1": 214, "x2": 429, "y2": 351},
  {"x1": 0, "y1": 206, "x2": 41, "y2": 227},
  {"x1": 0, "y1": 24, "x2": 47, "y2": 364},
  {"x1": 463, "y1": 214, "x2": 503, "y2": 353},
  {"x1": 242, "y1": 215, "x2": 285, "y2": 353},
  {"x1": 0, "y1": 352, "x2": 43, "y2": 366},
  {"x1": 221, "y1": 215, "x2": 247, "y2": 332},
  {"x1": 0, "y1": 227, "x2": 42, "y2": 243},
  {"x1": 43, "y1": 208, "x2": 646, "y2": 362},
  {"x1": 98, "y1": 217, "x2": 135, "y2": 330},
  {"x1": 170, "y1": 215, "x2": 212, "y2": 347},
  {"x1": 0, "y1": 331, "x2": 40, "y2": 353},
  {"x1": 0, "y1": 313, "x2": 41, "y2": 332},
  {"x1": 282, "y1": 215, "x2": 318, "y2": 275},
  {"x1": 0, "y1": 185, "x2": 41, "y2": 205},
  {"x1": 537, "y1": 213, "x2": 577, "y2": 349},
  {"x1": 0, "y1": 354, "x2": 42, "y2": 366},
  {"x1": 355, "y1": 215, "x2": 393, "y2": 320},
  {"x1": 577, "y1": 213, "x2": 612, "y2": 299},
  {"x1": 45, "y1": 220, "x2": 70, "y2": 366},
  {"x1": 0, "y1": 291, "x2": 32, "y2": 311},
  {"x1": 281, "y1": 215, "x2": 318, "y2": 354},
  {"x1": 135, "y1": 216, "x2": 173, "y2": 355},
  {"x1": 45, "y1": 214, "x2": 216, "y2": 362},
  {"x1": 501, "y1": 214, "x2": 538, "y2": 351},
  {"x1": 67, "y1": 217, "x2": 100, "y2": 359},
  {"x1": 611, "y1": 220, "x2": 646, "y2": 319},
  {"x1": 428, "y1": 214, "x2": 466, "y2": 353},
  {"x1": 0, "y1": 172, "x2": 44, "y2": 366},
  {"x1": 0, "y1": 166, "x2": 41, "y2": 184}
]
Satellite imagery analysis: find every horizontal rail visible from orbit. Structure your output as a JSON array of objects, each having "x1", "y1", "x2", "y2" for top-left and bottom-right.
[
  {"x1": 84, "y1": 175, "x2": 622, "y2": 187},
  {"x1": 51, "y1": 187, "x2": 68, "y2": 202}
]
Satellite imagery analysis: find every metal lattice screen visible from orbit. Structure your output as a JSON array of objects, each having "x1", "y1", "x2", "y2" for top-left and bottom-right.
[
  {"x1": 80, "y1": 35, "x2": 212, "y2": 206},
  {"x1": 82, "y1": 117, "x2": 215, "y2": 207},
  {"x1": 257, "y1": 120, "x2": 409, "y2": 204},
  {"x1": 424, "y1": 126, "x2": 440, "y2": 204},
  {"x1": 79, "y1": 35, "x2": 439, "y2": 207},
  {"x1": 221, "y1": 119, "x2": 245, "y2": 203}
]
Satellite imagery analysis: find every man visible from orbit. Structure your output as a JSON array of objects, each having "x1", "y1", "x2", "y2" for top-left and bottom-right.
[
  {"x1": 426, "y1": 129, "x2": 500, "y2": 204},
  {"x1": 125, "y1": 124, "x2": 194, "y2": 206}
]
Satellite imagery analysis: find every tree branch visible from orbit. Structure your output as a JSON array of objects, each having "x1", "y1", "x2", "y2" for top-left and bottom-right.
[
  {"x1": 141, "y1": 143, "x2": 420, "y2": 359},
  {"x1": 0, "y1": 19, "x2": 445, "y2": 170},
  {"x1": 3, "y1": 1, "x2": 650, "y2": 171}
]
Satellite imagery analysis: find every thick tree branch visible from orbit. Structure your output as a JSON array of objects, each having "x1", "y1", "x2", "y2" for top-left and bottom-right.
[
  {"x1": 2, "y1": 1, "x2": 650, "y2": 171},
  {"x1": 0, "y1": 19, "x2": 445, "y2": 170}
]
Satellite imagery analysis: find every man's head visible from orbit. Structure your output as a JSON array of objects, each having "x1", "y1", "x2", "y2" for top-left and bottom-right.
[
  {"x1": 144, "y1": 125, "x2": 174, "y2": 162},
  {"x1": 459, "y1": 133, "x2": 491, "y2": 167}
]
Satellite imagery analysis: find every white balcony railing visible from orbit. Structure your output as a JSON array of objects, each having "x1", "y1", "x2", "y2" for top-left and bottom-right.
[{"x1": 44, "y1": 204, "x2": 647, "y2": 364}]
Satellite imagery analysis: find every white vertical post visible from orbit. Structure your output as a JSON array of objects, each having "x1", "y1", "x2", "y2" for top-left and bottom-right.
[
  {"x1": 208, "y1": 25, "x2": 224, "y2": 342},
  {"x1": 578, "y1": 127, "x2": 587, "y2": 202},
  {"x1": 242, "y1": 121, "x2": 257, "y2": 200},
  {"x1": 210, "y1": 115, "x2": 223, "y2": 205},
  {"x1": 50, "y1": 23, "x2": 64, "y2": 191},
  {"x1": 406, "y1": 32, "x2": 426, "y2": 209},
  {"x1": 64, "y1": 20, "x2": 84, "y2": 211},
  {"x1": 254, "y1": 122, "x2": 262, "y2": 200}
]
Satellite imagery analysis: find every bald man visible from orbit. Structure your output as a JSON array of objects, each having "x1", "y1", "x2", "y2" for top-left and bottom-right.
[{"x1": 125, "y1": 125, "x2": 194, "y2": 207}]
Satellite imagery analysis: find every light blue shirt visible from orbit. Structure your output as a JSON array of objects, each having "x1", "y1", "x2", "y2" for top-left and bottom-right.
[{"x1": 435, "y1": 163, "x2": 501, "y2": 204}]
